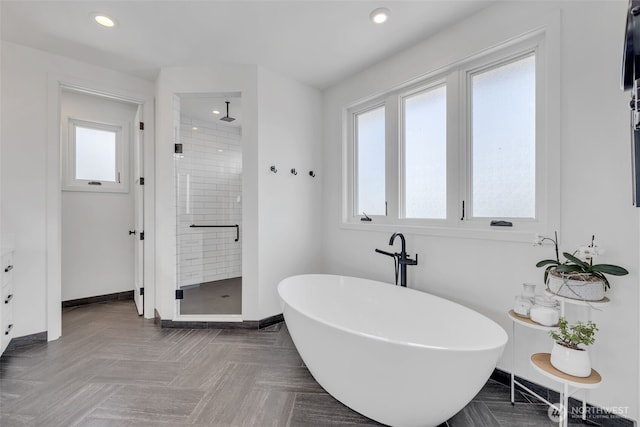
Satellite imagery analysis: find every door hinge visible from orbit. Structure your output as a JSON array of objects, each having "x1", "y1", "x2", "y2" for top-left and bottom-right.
[
  {"x1": 140, "y1": 177, "x2": 145, "y2": 185},
  {"x1": 175, "y1": 290, "x2": 184, "y2": 300},
  {"x1": 140, "y1": 231, "x2": 145, "y2": 241},
  {"x1": 175, "y1": 143, "x2": 183, "y2": 154},
  {"x1": 139, "y1": 122, "x2": 144, "y2": 130},
  {"x1": 140, "y1": 287, "x2": 144, "y2": 296}
]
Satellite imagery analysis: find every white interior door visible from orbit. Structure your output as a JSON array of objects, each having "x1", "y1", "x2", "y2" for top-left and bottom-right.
[{"x1": 133, "y1": 106, "x2": 144, "y2": 315}]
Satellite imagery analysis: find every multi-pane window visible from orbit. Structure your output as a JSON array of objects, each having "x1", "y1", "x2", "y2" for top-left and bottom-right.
[
  {"x1": 471, "y1": 54, "x2": 536, "y2": 219},
  {"x1": 356, "y1": 106, "x2": 386, "y2": 216},
  {"x1": 348, "y1": 37, "x2": 548, "y2": 234},
  {"x1": 403, "y1": 84, "x2": 447, "y2": 219},
  {"x1": 63, "y1": 119, "x2": 128, "y2": 192}
]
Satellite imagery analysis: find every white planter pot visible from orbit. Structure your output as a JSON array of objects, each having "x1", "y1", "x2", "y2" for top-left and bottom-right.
[
  {"x1": 547, "y1": 271, "x2": 605, "y2": 301},
  {"x1": 550, "y1": 342, "x2": 591, "y2": 377}
]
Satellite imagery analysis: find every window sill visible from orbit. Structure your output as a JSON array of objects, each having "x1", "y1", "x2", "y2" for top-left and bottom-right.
[
  {"x1": 62, "y1": 183, "x2": 129, "y2": 194},
  {"x1": 340, "y1": 220, "x2": 543, "y2": 243}
]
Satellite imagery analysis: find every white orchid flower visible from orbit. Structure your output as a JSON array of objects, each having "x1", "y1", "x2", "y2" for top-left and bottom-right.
[
  {"x1": 533, "y1": 234, "x2": 544, "y2": 246},
  {"x1": 577, "y1": 244, "x2": 603, "y2": 261}
]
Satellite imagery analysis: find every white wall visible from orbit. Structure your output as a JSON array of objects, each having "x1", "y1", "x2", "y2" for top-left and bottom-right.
[
  {"x1": 60, "y1": 90, "x2": 137, "y2": 301},
  {"x1": 257, "y1": 66, "x2": 324, "y2": 318},
  {"x1": 322, "y1": 1, "x2": 638, "y2": 420},
  {"x1": 0, "y1": 41, "x2": 155, "y2": 337}
]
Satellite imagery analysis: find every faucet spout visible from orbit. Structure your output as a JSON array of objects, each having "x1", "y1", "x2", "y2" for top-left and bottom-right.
[{"x1": 389, "y1": 232, "x2": 406, "y2": 253}]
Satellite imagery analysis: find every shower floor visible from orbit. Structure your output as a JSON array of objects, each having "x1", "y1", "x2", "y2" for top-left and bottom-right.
[{"x1": 180, "y1": 277, "x2": 242, "y2": 315}]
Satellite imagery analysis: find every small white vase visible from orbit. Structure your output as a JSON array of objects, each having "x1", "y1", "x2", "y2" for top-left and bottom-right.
[
  {"x1": 550, "y1": 342, "x2": 591, "y2": 377},
  {"x1": 521, "y1": 283, "x2": 536, "y2": 300}
]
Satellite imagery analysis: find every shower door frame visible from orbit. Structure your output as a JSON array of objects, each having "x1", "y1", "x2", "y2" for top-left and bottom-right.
[{"x1": 173, "y1": 92, "x2": 244, "y2": 323}]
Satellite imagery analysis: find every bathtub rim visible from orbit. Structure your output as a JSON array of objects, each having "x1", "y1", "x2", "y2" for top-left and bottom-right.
[{"x1": 278, "y1": 273, "x2": 508, "y2": 353}]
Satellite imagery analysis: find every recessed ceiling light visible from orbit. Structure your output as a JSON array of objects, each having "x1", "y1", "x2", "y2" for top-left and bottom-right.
[
  {"x1": 217, "y1": 149, "x2": 224, "y2": 153},
  {"x1": 370, "y1": 8, "x2": 390, "y2": 24},
  {"x1": 91, "y1": 13, "x2": 118, "y2": 28},
  {"x1": 212, "y1": 110, "x2": 220, "y2": 115},
  {"x1": 192, "y1": 127, "x2": 198, "y2": 131}
]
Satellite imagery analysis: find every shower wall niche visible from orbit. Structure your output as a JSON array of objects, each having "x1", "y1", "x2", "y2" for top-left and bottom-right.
[{"x1": 174, "y1": 93, "x2": 242, "y2": 316}]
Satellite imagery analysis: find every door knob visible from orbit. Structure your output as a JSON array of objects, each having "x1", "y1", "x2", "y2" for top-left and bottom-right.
[{"x1": 129, "y1": 230, "x2": 136, "y2": 235}]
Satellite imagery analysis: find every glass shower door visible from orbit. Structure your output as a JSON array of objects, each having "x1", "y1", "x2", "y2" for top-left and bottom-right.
[{"x1": 174, "y1": 93, "x2": 243, "y2": 317}]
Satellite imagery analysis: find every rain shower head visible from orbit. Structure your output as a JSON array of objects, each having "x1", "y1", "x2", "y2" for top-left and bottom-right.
[{"x1": 220, "y1": 101, "x2": 236, "y2": 122}]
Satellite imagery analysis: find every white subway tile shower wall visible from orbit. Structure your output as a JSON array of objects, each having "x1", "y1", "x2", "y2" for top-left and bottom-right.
[{"x1": 176, "y1": 117, "x2": 242, "y2": 287}]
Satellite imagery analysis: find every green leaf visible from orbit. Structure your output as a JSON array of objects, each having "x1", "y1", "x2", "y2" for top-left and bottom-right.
[
  {"x1": 591, "y1": 264, "x2": 629, "y2": 276},
  {"x1": 536, "y1": 259, "x2": 560, "y2": 268},
  {"x1": 562, "y1": 252, "x2": 590, "y2": 269},
  {"x1": 554, "y1": 264, "x2": 584, "y2": 274}
]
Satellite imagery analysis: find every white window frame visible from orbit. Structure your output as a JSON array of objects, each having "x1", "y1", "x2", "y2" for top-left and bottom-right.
[
  {"x1": 399, "y1": 78, "x2": 454, "y2": 227},
  {"x1": 459, "y1": 42, "x2": 545, "y2": 232},
  {"x1": 348, "y1": 100, "x2": 388, "y2": 221},
  {"x1": 342, "y1": 30, "x2": 559, "y2": 242},
  {"x1": 62, "y1": 118, "x2": 129, "y2": 193}
]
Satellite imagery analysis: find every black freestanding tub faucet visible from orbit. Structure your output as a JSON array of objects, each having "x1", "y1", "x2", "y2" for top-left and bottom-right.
[{"x1": 375, "y1": 232, "x2": 418, "y2": 287}]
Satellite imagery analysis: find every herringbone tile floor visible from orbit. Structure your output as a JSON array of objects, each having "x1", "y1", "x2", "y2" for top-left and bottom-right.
[{"x1": 0, "y1": 300, "x2": 565, "y2": 426}]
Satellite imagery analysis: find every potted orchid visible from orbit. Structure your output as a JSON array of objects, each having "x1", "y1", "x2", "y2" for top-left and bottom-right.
[{"x1": 535, "y1": 233, "x2": 628, "y2": 301}]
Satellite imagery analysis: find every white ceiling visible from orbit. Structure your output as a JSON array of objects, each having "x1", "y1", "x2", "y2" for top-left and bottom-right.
[{"x1": 0, "y1": 1, "x2": 495, "y2": 90}]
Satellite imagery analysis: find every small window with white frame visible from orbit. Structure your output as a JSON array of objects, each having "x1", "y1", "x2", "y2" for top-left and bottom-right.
[
  {"x1": 467, "y1": 53, "x2": 537, "y2": 221},
  {"x1": 401, "y1": 82, "x2": 448, "y2": 220},
  {"x1": 63, "y1": 118, "x2": 129, "y2": 192},
  {"x1": 354, "y1": 104, "x2": 386, "y2": 217}
]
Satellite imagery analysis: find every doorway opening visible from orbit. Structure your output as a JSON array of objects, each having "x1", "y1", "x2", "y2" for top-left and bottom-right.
[
  {"x1": 60, "y1": 88, "x2": 145, "y2": 318},
  {"x1": 174, "y1": 93, "x2": 243, "y2": 319}
]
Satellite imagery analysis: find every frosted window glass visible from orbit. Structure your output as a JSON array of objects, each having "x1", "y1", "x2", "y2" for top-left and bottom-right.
[
  {"x1": 404, "y1": 85, "x2": 447, "y2": 219},
  {"x1": 472, "y1": 55, "x2": 535, "y2": 218},
  {"x1": 75, "y1": 126, "x2": 117, "y2": 182},
  {"x1": 357, "y1": 106, "x2": 386, "y2": 216}
]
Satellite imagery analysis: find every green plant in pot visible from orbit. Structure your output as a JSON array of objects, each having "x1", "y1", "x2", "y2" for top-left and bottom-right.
[
  {"x1": 535, "y1": 233, "x2": 629, "y2": 301},
  {"x1": 549, "y1": 317, "x2": 598, "y2": 377}
]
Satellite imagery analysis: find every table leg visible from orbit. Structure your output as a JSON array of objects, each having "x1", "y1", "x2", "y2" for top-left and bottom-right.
[
  {"x1": 511, "y1": 321, "x2": 515, "y2": 405},
  {"x1": 562, "y1": 382, "x2": 569, "y2": 427}
]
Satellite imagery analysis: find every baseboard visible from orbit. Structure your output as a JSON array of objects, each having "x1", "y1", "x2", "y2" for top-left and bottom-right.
[
  {"x1": 259, "y1": 313, "x2": 284, "y2": 329},
  {"x1": 62, "y1": 290, "x2": 134, "y2": 308},
  {"x1": 158, "y1": 313, "x2": 284, "y2": 330},
  {"x1": 491, "y1": 368, "x2": 634, "y2": 427},
  {"x1": 4, "y1": 331, "x2": 47, "y2": 353}
]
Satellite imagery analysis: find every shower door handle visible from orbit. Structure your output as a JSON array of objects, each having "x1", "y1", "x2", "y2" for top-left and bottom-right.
[
  {"x1": 129, "y1": 230, "x2": 136, "y2": 235},
  {"x1": 189, "y1": 224, "x2": 239, "y2": 242}
]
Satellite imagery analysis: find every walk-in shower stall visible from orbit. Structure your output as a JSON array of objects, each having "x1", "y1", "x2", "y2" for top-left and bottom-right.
[{"x1": 174, "y1": 93, "x2": 242, "y2": 317}]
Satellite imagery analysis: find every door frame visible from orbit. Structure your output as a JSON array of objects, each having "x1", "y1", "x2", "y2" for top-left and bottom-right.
[
  {"x1": 47, "y1": 74, "x2": 155, "y2": 340},
  {"x1": 133, "y1": 104, "x2": 145, "y2": 315}
]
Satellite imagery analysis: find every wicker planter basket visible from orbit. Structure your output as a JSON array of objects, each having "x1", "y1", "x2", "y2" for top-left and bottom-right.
[{"x1": 546, "y1": 270, "x2": 605, "y2": 301}]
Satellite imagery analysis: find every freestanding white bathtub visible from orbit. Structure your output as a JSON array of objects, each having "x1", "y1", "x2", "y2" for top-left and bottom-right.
[{"x1": 278, "y1": 274, "x2": 508, "y2": 427}]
